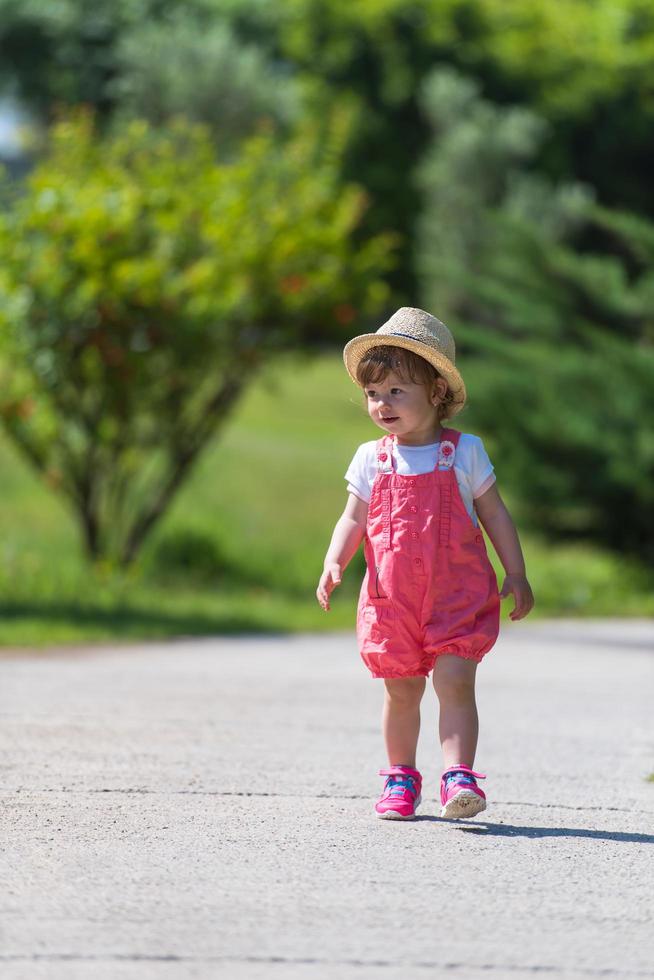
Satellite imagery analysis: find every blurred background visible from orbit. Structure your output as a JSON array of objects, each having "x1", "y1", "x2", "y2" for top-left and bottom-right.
[{"x1": 0, "y1": 0, "x2": 652, "y2": 645}]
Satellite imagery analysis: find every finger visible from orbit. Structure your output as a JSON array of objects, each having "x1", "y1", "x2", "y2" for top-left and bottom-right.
[
  {"x1": 516, "y1": 598, "x2": 533, "y2": 619},
  {"x1": 514, "y1": 591, "x2": 527, "y2": 613},
  {"x1": 517, "y1": 590, "x2": 533, "y2": 616},
  {"x1": 511, "y1": 595, "x2": 529, "y2": 621}
]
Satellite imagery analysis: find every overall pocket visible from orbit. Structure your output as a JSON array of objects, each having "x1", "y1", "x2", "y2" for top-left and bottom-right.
[{"x1": 358, "y1": 597, "x2": 395, "y2": 648}]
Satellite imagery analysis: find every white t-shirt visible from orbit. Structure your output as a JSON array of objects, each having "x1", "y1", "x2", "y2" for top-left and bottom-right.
[{"x1": 344, "y1": 434, "x2": 496, "y2": 527}]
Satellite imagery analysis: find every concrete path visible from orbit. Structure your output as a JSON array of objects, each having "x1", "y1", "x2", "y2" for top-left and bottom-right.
[{"x1": 1, "y1": 620, "x2": 653, "y2": 980}]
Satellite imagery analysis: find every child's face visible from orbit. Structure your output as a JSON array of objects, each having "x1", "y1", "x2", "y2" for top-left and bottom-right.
[{"x1": 363, "y1": 369, "x2": 447, "y2": 444}]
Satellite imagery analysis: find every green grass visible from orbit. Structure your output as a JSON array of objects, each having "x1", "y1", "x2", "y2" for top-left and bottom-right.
[{"x1": 0, "y1": 352, "x2": 653, "y2": 646}]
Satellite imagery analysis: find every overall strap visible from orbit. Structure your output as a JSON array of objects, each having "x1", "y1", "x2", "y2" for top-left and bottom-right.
[
  {"x1": 435, "y1": 428, "x2": 461, "y2": 471},
  {"x1": 375, "y1": 435, "x2": 395, "y2": 474},
  {"x1": 436, "y1": 428, "x2": 460, "y2": 547},
  {"x1": 375, "y1": 436, "x2": 394, "y2": 551}
]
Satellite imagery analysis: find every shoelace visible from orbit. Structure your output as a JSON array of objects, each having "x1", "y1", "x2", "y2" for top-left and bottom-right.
[
  {"x1": 385, "y1": 776, "x2": 416, "y2": 798},
  {"x1": 444, "y1": 771, "x2": 477, "y2": 789}
]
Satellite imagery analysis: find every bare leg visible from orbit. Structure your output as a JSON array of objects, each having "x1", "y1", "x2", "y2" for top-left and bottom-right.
[
  {"x1": 431, "y1": 655, "x2": 479, "y2": 768},
  {"x1": 382, "y1": 676, "x2": 426, "y2": 767}
]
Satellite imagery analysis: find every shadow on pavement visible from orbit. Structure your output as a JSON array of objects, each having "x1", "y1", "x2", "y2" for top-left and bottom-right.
[
  {"x1": 0, "y1": 599, "x2": 287, "y2": 639},
  {"x1": 417, "y1": 817, "x2": 654, "y2": 844}
]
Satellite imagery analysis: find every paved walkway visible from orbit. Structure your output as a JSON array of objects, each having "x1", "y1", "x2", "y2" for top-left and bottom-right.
[{"x1": 1, "y1": 620, "x2": 653, "y2": 979}]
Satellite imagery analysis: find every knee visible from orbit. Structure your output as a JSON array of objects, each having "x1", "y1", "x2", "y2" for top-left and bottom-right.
[
  {"x1": 433, "y1": 661, "x2": 476, "y2": 703},
  {"x1": 384, "y1": 676, "x2": 425, "y2": 709}
]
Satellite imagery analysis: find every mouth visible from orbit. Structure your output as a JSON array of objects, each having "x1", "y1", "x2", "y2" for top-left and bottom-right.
[{"x1": 380, "y1": 416, "x2": 399, "y2": 423}]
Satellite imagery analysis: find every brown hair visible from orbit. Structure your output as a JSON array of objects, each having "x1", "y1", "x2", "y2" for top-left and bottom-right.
[{"x1": 356, "y1": 345, "x2": 454, "y2": 420}]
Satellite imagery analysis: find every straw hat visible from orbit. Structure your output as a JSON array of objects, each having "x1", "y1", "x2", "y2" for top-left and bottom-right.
[{"x1": 342, "y1": 307, "x2": 466, "y2": 417}]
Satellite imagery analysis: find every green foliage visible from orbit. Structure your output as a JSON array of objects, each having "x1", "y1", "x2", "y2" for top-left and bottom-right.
[
  {"x1": 2, "y1": 1, "x2": 654, "y2": 571},
  {"x1": 110, "y1": 16, "x2": 300, "y2": 151},
  {"x1": 145, "y1": 528, "x2": 240, "y2": 586},
  {"x1": 0, "y1": 111, "x2": 392, "y2": 566},
  {"x1": 462, "y1": 332, "x2": 654, "y2": 559},
  {"x1": 0, "y1": 353, "x2": 653, "y2": 646},
  {"x1": 417, "y1": 71, "x2": 654, "y2": 561},
  {"x1": 0, "y1": 0, "x2": 285, "y2": 118},
  {"x1": 267, "y1": 0, "x2": 654, "y2": 249},
  {"x1": 3, "y1": 0, "x2": 654, "y2": 289},
  {"x1": 436, "y1": 0, "x2": 654, "y2": 113},
  {"x1": 273, "y1": 0, "x2": 654, "y2": 114},
  {"x1": 0, "y1": 0, "x2": 151, "y2": 114},
  {"x1": 416, "y1": 68, "x2": 592, "y2": 325}
]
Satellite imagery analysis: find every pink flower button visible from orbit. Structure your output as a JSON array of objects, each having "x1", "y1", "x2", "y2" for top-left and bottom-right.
[
  {"x1": 438, "y1": 440, "x2": 456, "y2": 469},
  {"x1": 379, "y1": 453, "x2": 387, "y2": 462}
]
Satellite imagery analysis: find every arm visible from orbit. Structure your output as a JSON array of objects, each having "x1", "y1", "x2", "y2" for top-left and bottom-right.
[
  {"x1": 316, "y1": 493, "x2": 369, "y2": 611},
  {"x1": 474, "y1": 483, "x2": 535, "y2": 621}
]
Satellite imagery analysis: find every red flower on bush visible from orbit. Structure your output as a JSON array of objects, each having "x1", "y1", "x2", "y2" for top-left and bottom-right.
[
  {"x1": 334, "y1": 303, "x2": 356, "y2": 324},
  {"x1": 280, "y1": 274, "x2": 306, "y2": 294}
]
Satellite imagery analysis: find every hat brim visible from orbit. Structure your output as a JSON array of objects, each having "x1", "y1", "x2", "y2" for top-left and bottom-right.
[{"x1": 342, "y1": 334, "x2": 466, "y2": 418}]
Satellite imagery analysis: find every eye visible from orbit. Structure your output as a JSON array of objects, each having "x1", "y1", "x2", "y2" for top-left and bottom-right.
[
  {"x1": 365, "y1": 389, "x2": 376, "y2": 398},
  {"x1": 390, "y1": 388, "x2": 402, "y2": 395}
]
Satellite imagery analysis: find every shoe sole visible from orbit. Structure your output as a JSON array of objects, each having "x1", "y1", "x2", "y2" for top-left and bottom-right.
[
  {"x1": 376, "y1": 793, "x2": 422, "y2": 820},
  {"x1": 440, "y1": 789, "x2": 486, "y2": 820}
]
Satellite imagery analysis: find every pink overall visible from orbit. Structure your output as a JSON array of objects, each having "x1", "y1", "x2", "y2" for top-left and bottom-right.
[{"x1": 356, "y1": 428, "x2": 500, "y2": 679}]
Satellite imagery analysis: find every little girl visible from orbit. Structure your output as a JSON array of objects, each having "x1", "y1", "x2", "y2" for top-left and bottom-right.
[{"x1": 317, "y1": 307, "x2": 534, "y2": 820}]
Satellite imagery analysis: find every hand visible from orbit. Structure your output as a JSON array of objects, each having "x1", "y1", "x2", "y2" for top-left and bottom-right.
[
  {"x1": 316, "y1": 563, "x2": 342, "y2": 611},
  {"x1": 499, "y1": 573, "x2": 534, "y2": 621}
]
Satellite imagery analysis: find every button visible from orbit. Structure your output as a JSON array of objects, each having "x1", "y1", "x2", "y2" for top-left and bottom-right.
[
  {"x1": 379, "y1": 453, "x2": 387, "y2": 462},
  {"x1": 408, "y1": 479, "x2": 416, "y2": 486},
  {"x1": 412, "y1": 532, "x2": 418, "y2": 539},
  {"x1": 410, "y1": 506, "x2": 417, "y2": 513},
  {"x1": 414, "y1": 558, "x2": 421, "y2": 565},
  {"x1": 475, "y1": 534, "x2": 483, "y2": 545}
]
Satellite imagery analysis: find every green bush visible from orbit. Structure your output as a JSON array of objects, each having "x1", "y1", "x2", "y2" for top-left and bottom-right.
[
  {"x1": 111, "y1": 16, "x2": 300, "y2": 151},
  {"x1": 417, "y1": 70, "x2": 654, "y2": 561},
  {"x1": 0, "y1": 111, "x2": 392, "y2": 567},
  {"x1": 146, "y1": 528, "x2": 235, "y2": 586}
]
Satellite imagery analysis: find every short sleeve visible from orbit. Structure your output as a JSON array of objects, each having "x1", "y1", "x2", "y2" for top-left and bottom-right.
[
  {"x1": 454, "y1": 432, "x2": 495, "y2": 507},
  {"x1": 468, "y1": 435, "x2": 496, "y2": 499},
  {"x1": 344, "y1": 442, "x2": 376, "y2": 503}
]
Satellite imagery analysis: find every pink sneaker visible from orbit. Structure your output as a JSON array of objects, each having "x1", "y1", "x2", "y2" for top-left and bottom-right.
[
  {"x1": 376, "y1": 765, "x2": 422, "y2": 820},
  {"x1": 440, "y1": 765, "x2": 487, "y2": 819}
]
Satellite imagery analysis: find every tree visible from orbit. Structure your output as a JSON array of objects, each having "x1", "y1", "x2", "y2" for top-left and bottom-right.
[
  {"x1": 263, "y1": 0, "x2": 654, "y2": 286},
  {"x1": 0, "y1": 112, "x2": 392, "y2": 565},
  {"x1": 416, "y1": 70, "x2": 654, "y2": 561},
  {"x1": 110, "y1": 15, "x2": 300, "y2": 152},
  {"x1": 3, "y1": 1, "x2": 654, "y2": 295}
]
